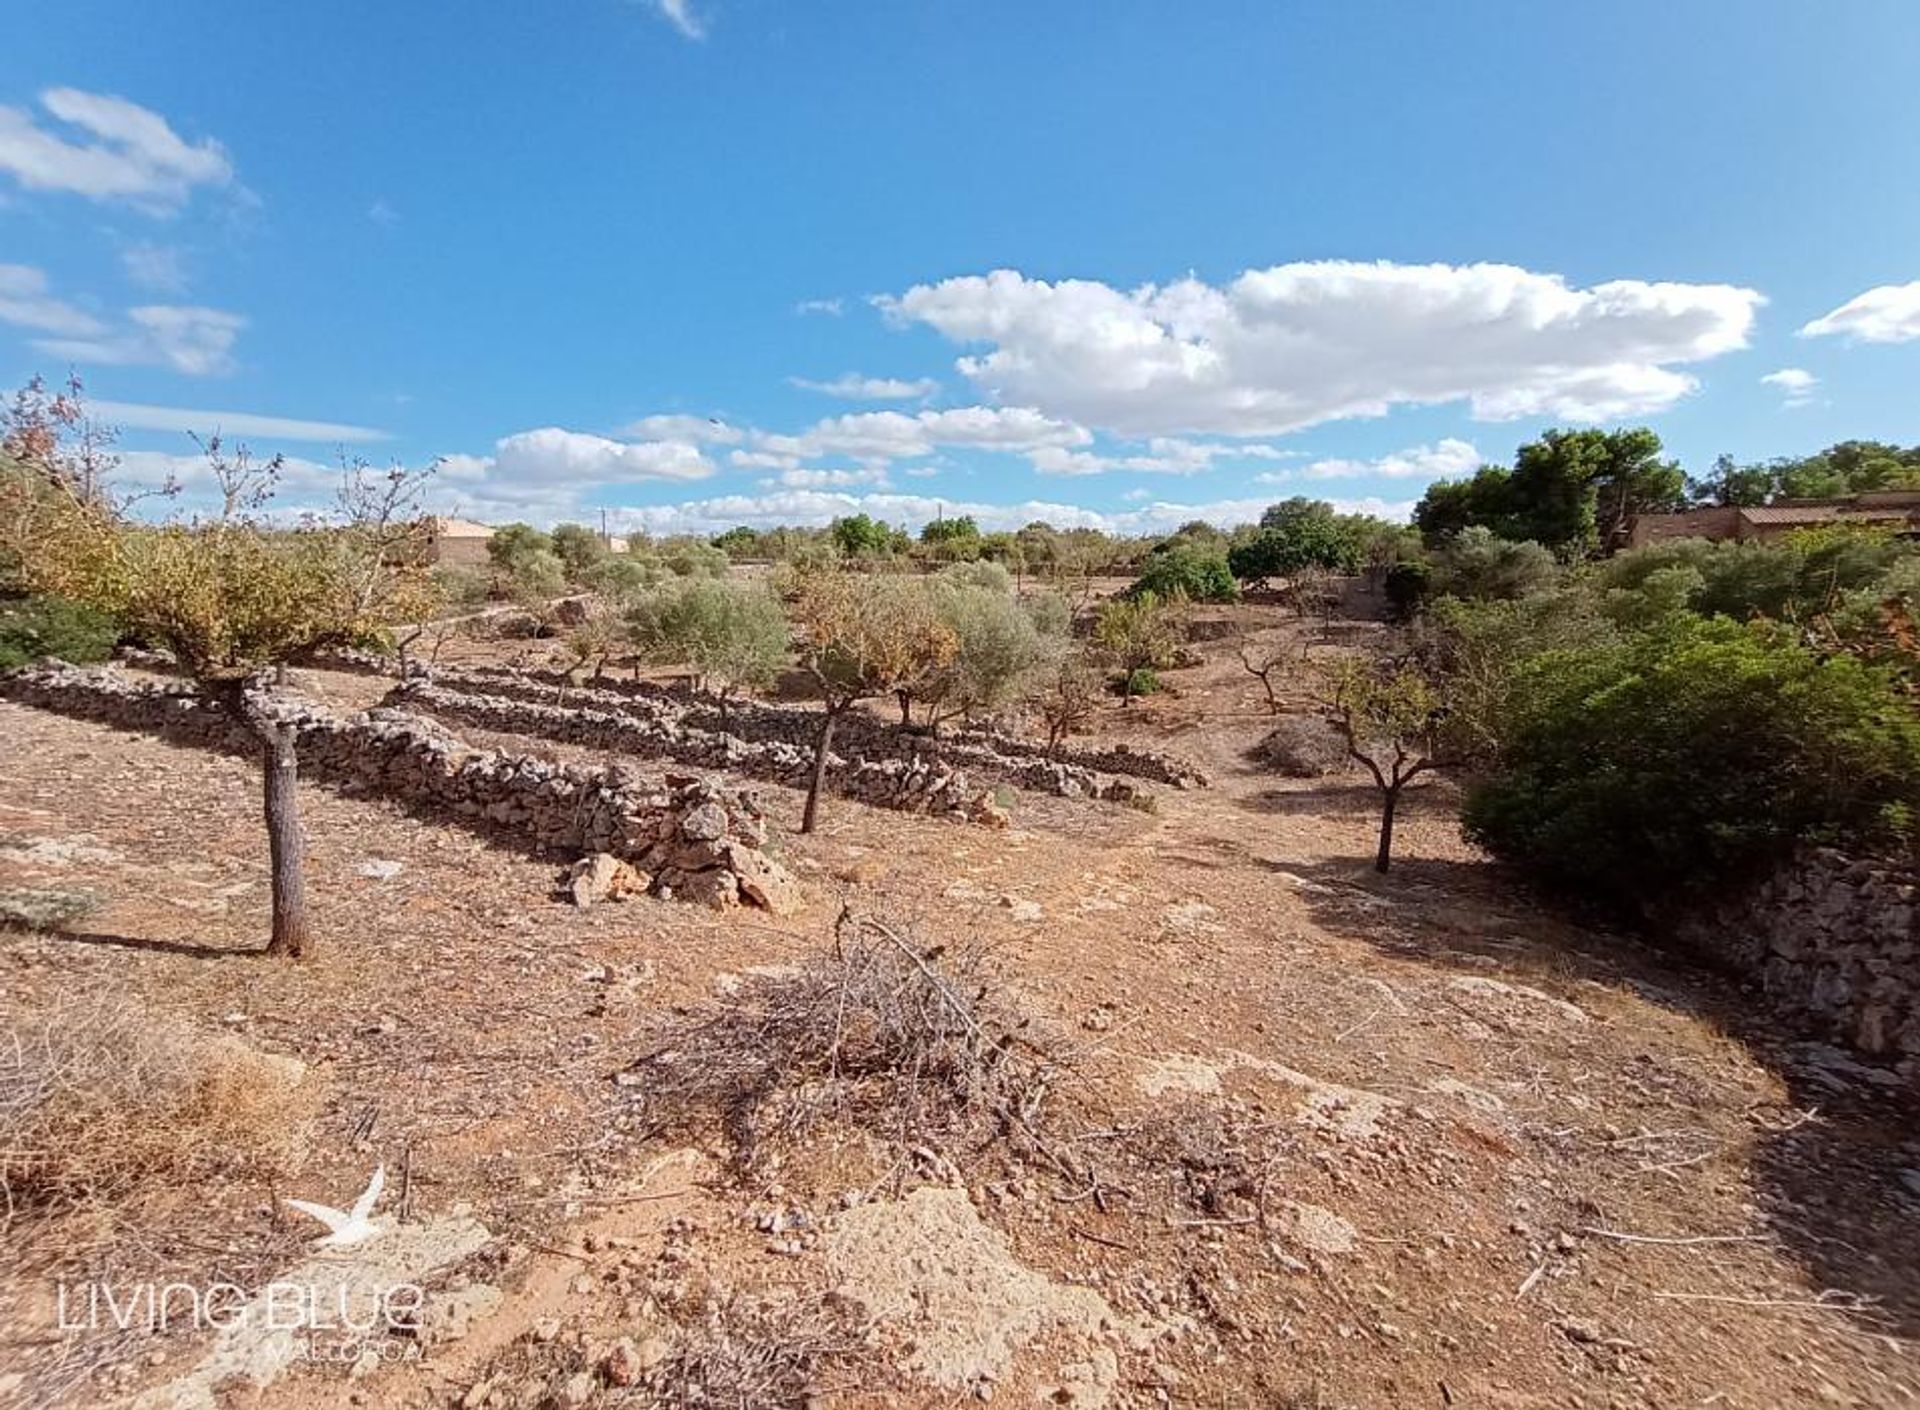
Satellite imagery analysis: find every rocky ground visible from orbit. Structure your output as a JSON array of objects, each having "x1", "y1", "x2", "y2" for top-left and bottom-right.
[{"x1": 1, "y1": 598, "x2": 1917, "y2": 1409}]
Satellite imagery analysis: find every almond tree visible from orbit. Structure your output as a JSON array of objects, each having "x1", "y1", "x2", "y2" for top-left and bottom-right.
[
  {"x1": 1, "y1": 390, "x2": 436, "y2": 959},
  {"x1": 790, "y1": 569, "x2": 956, "y2": 833},
  {"x1": 1320, "y1": 658, "x2": 1449, "y2": 873}
]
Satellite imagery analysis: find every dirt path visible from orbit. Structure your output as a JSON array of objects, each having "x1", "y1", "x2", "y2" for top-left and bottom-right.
[{"x1": 2, "y1": 619, "x2": 1917, "y2": 1408}]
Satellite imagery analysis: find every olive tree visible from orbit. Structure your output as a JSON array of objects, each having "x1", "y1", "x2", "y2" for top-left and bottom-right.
[
  {"x1": 1, "y1": 403, "x2": 436, "y2": 958},
  {"x1": 790, "y1": 570, "x2": 956, "y2": 833},
  {"x1": 626, "y1": 577, "x2": 790, "y2": 725}
]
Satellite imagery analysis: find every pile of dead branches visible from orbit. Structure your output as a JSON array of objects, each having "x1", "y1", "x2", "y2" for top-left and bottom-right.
[{"x1": 620, "y1": 910, "x2": 1065, "y2": 1172}]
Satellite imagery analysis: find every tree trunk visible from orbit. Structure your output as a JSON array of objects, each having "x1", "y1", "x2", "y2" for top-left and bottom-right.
[
  {"x1": 802, "y1": 706, "x2": 839, "y2": 835},
  {"x1": 897, "y1": 691, "x2": 913, "y2": 727},
  {"x1": 260, "y1": 721, "x2": 313, "y2": 958},
  {"x1": 1374, "y1": 784, "x2": 1399, "y2": 874}
]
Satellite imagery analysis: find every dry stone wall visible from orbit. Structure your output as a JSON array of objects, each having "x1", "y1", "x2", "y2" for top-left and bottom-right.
[
  {"x1": 385, "y1": 678, "x2": 1012, "y2": 825},
  {"x1": 319, "y1": 650, "x2": 1207, "y2": 789},
  {"x1": 1675, "y1": 847, "x2": 1918, "y2": 1065},
  {"x1": 0, "y1": 664, "x2": 800, "y2": 913}
]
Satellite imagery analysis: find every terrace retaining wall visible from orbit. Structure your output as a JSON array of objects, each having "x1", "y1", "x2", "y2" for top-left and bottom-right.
[
  {"x1": 0, "y1": 664, "x2": 801, "y2": 913},
  {"x1": 1676, "y1": 847, "x2": 1919, "y2": 1065}
]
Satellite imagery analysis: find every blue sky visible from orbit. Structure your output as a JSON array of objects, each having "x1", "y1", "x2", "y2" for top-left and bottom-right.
[{"x1": 4, "y1": 0, "x2": 1919, "y2": 535}]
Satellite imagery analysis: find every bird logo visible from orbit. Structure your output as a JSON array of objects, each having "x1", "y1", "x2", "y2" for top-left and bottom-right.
[{"x1": 284, "y1": 1165, "x2": 389, "y2": 1248}]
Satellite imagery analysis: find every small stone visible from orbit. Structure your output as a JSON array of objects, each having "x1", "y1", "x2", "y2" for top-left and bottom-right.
[
  {"x1": 532, "y1": 1317, "x2": 562, "y2": 1343},
  {"x1": 602, "y1": 1337, "x2": 644, "y2": 1387}
]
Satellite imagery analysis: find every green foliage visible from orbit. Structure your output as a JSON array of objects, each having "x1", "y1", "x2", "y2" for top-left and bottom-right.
[
  {"x1": 920, "y1": 515, "x2": 984, "y2": 561},
  {"x1": 1019, "y1": 587, "x2": 1072, "y2": 638},
  {"x1": 1690, "y1": 440, "x2": 1920, "y2": 505},
  {"x1": 1414, "y1": 427, "x2": 1684, "y2": 554},
  {"x1": 578, "y1": 554, "x2": 661, "y2": 601},
  {"x1": 1128, "y1": 543, "x2": 1238, "y2": 603},
  {"x1": 1094, "y1": 590, "x2": 1183, "y2": 700},
  {"x1": 0, "y1": 594, "x2": 120, "y2": 668},
  {"x1": 920, "y1": 577, "x2": 1055, "y2": 723},
  {"x1": 486, "y1": 522, "x2": 552, "y2": 573},
  {"x1": 711, "y1": 525, "x2": 766, "y2": 560},
  {"x1": 1383, "y1": 561, "x2": 1432, "y2": 621},
  {"x1": 1462, "y1": 616, "x2": 1920, "y2": 907},
  {"x1": 1430, "y1": 527, "x2": 1558, "y2": 601},
  {"x1": 1122, "y1": 667, "x2": 1161, "y2": 697},
  {"x1": 430, "y1": 564, "x2": 493, "y2": 610},
  {"x1": 626, "y1": 577, "x2": 789, "y2": 697},
  {"x1": 1594, "y1": 528, "x2": 1904, "y2": 624},
  {"x1": 1231, "y1": 499, "x2": 1361, "y2": 583},
  {"x1": 548, "y1": 523, "x2": 608, "y2": 580},
  {"x1": 938, "y1": 559, "x2": 1014, "y2": 595},
  {"x1": 829, "y1": 513, "x2": 895, "y2": 558}
]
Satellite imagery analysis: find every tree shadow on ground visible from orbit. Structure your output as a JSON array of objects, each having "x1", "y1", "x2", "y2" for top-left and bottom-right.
[
  {"x1": 22, "y1": 929, "x2": 259, "y2": 959},
  {"x1": 1238, "y1": 779, "x2": 1450, "y2": 821},
  {"x1": 1279, "y1": 853, "x2": 1920, "y2": 1343}
]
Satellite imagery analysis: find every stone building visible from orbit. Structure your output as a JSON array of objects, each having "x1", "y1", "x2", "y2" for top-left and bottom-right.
[{"x1": 1629, "y1": 490, "x2": 1920, "y2": 548}]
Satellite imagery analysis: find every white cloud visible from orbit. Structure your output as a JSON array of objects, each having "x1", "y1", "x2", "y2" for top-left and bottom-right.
[
  {"x1": 766, "y1": 466, "x2": 892, "y2": 489},
  {"x1": 650, "y1": 0, "x2": 706, "y2": 38},
  {"x1": 1760, "y1": 367, "x2": 1820, "y2": 407},
  {"x1": 0, "y1": 262, "x2": 105, "y2": 336},
  {"x1": 795, "y1": 297, "x2": 844, "y2": 317},
  {"x1": 492, "y1": 427, "x2": 716, "y2": 484},
  {"x1": 92, "y1": 399, "x2": 390, "y2": 443},
  {"x1": 1800, "y1": 282, "x2": 1920, "y2": 344},
  {"x1": 0, "y1": 88, "x2": 233, "y2": 213},
  {"x1": 1029, "y1": 435, "x2": 1297, "y2": 477},
  {"x1": 36, "y1": 304, "x2": 246, "y2": 376},
  {"x1": 605, "y1": 489, "x2": 1415, "y2": 539},
  {"x1": 115, "y1": 448, "x2": 342, "y2": 498},
  {"x1": 119, "y1": 241, "x2": 189, "y2": 294},
  {"x1": 754, "y1": 405, "x2": 1090, "y2": 464},
  {"x1": 1280, "y1": 437, "x2": 1482, "y2": 483},
  {"x1": 368, "y1": 199, "x2": 401, "y2": 226},
  {"x1": 879, "y1": 261, "x2": 1761, "y2": 437},
  {"x1": 790, "y1": 373, "x2": 938, "y2": 400},
  {"x1": 619, "y1": 413, "x2": 745, "y2": 444}
]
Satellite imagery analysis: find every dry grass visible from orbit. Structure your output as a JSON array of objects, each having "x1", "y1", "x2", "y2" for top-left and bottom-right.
[
  {"x1": 0, "y1": 989, "x2": 319, "y2": 1226},
  {"x1": 621, "y1": 909, "x2": 1066, "y2": 1174},
  {"x1": 627, "y1": 1286, "x2": 868, "y2": 1408}
]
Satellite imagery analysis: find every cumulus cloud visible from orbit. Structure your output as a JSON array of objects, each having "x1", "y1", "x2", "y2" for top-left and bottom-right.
[
  {"x1": 765, "y1": 466, "x2": 892, "y2": 490},
  {"x1": 1800, "y1": 282, "x2": 1920, "y2": 344},
  {"x1": 92, "y1": 399, "x2": 390, "y2": 443},
  {"x1": 1029, "y1": 436, "x2": 1297, "y2": 477},
  {"x1": 619, "y1": 413, "x2": 745, "y2": 444},
  {"x1": 790, "y1": 373, "x2": 938, "y2": 400},
  {"x1": 1279, "y1": 437, "x2": 1482, "y2": 483},
  {"x1": 1760, "y1": 367, "x2": 1820, "y2": 407},
  {"x1": 754, "y1": 406, "x2": 1089, "y2": 464},
  {"x1": 0, "y1": 262, "x2": 105, "y2": 336},
  {"x1": 795, "y1": 298, "x2": 844, "y2": 317},
  {"x1": 491, "y1": 427, "x2": 716, "y2": 484},
  {"x1": 36, "y1": 304, "x2": 246, "y2": 376},
  {"x1": 878, "y1": 261, "x2": 1761, "y2": 437},
  {"x1": 0, "y1": 88, "x2": 233, "y2": 213}
]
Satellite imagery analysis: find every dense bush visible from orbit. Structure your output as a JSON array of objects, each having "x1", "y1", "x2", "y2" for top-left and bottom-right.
[
  {"x1": 1383, "y1": 561, "x2": 1432, "y2": 620},
  {"x1": 0, "y1": 594, "x2": 120, "y2": 668},
  {"x1": 1430, "y1": 527, "x2": 1558, "y2": 601},
  {"x1": 1594, "y1": 528, "x2": 1904, "y2": 624},
  {"x1": 1128, "y1": 543, "x2": 1238, "y2": 603},
  {"x1": 1461, "y1": 615, "x2": 1920, "y2": 909}
]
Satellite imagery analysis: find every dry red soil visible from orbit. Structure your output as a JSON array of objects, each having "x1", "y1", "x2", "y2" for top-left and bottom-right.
[{"x1": 2, "y1": 603, "x2": 1916, "y2": 1409}]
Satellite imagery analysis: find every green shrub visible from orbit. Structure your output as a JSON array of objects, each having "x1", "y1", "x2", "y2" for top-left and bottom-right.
[
  {"x1": 1122, "y1": 667, "x2": 1161, "y2": 696},
  {"x1": 1127, "y1": 544, "x2": 1238, "y2": 603},
  {"x1": 0, "y1": 595, "x2": 120, "y2": 668},
  {"x1": 1430, "y1": 527, "x2": 1558, "y2": 601},
  {"x1": 1383, "y1": 561, "x2": 1432, "y2": 620},
  {"x1": 1462, "y1": 615, "x2": 1920, "y2": 909}
]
